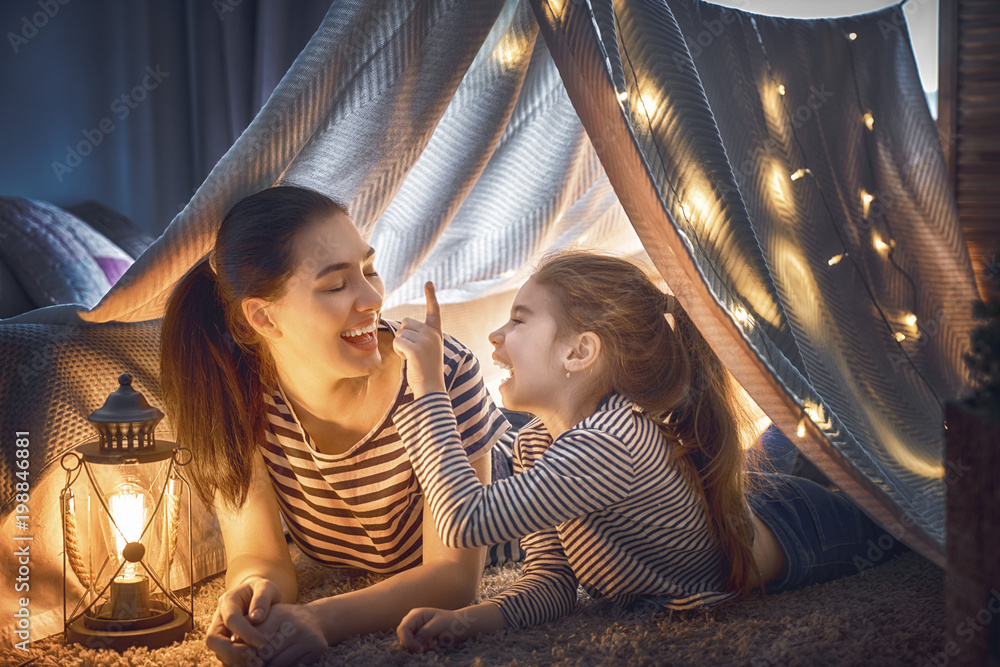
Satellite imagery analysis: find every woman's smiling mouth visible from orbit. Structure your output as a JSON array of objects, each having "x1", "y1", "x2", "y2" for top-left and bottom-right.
[{"x1": 341, "y1": 320, "x2": 378, "y2": 347}]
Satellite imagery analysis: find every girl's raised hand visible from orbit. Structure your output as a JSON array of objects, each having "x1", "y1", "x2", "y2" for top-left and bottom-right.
[{"x1": 393, "y1": 282, "x2": 446, "y2": 398}]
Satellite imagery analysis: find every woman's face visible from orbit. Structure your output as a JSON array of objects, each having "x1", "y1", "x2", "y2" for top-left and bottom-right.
[
  {"x1": 258, "y1": 211, "x2": 386, "y2": 382},
  {"x1": 488, "y1": 278, "x2": 569, "y2": 414}
]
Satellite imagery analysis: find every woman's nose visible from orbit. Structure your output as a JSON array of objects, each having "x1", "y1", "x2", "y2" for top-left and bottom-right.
[{"x1": 358, "y1": 279, "x2": 384, "y2": 312}]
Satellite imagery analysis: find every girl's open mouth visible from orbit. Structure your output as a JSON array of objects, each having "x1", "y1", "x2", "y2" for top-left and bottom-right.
[{"x1": 494, "y1": 358, "x2": 513, "y2": 384}]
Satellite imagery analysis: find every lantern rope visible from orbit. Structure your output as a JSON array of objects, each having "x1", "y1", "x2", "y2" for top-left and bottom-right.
[
  {"x1": 156, "y1": 484, "x2": 182, "y2": 582},
  {"x1": 62, "y1": 498, "x2": 92, "y2": 590}
]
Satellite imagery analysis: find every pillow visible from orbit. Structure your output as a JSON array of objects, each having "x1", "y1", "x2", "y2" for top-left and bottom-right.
[
  {"x1": 0, "y1": 255, "x2": 35, "y2": 319},
  {"x1": 0, "y1": 196, "x2": 135, "y2": 311},
  {"x1": 68, "y1": 199, "x2": 155, "y2": 260}
]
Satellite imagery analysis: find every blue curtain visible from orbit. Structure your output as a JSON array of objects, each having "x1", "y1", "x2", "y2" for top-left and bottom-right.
[{"x1": 0, "y1": 0, "x2": 330, "y2": 235}]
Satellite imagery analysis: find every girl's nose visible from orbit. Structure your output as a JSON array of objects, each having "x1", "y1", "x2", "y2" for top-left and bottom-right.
[{"x1": 488, "y1": 327, "x2": 503, "y2": 347}]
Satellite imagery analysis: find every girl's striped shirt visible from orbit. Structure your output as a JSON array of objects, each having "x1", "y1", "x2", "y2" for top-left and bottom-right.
[
  {"x1": 395, "y1": 391, "x2": 736, "y2": 628},
  {"x1": 258, "y1": 319, "x2": 509, "y2": 573}
]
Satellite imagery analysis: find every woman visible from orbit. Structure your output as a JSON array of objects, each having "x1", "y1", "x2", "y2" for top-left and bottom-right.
[{"x1": 160, "y1": 186, "x2": 509, "y2": 666}]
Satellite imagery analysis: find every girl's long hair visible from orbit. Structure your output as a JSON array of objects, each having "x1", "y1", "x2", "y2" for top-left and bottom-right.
[
  {"x1": 160, "y1": 186, "x2": 346, "y2": 510},
  {"x1": 532, "y1": 251, "x2": 761, "y2": 595}
]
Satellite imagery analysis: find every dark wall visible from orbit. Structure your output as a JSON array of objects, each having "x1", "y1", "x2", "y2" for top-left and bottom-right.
[{"x1": 0, "y1": 0, "x2": 330, "y2": 237}]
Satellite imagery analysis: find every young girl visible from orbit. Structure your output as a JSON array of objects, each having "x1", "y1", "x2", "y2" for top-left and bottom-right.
[{"x1": 391, "y1": 251, "x2": 906, "y2": 650}]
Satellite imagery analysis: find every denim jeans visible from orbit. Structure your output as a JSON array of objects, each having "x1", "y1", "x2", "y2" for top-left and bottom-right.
[{"x1": 748, "y1": 472, "x2": 909, "y2": 593}]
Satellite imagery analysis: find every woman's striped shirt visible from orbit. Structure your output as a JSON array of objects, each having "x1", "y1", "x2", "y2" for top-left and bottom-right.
[
  {"x1": 258, "y1": 319, "x2": 509, "y2": 573},
  {"x1": 395, "y1": 391, "x2": 736, "y2": 628}
]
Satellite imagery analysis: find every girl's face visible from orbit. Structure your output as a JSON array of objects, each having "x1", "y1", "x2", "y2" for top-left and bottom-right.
[
  {"x1": 260, "y1": 212, "x2": 386, "y2": 382},
  {"x1": 488, "y1": 278, "x2": 572, "y2": 414}
]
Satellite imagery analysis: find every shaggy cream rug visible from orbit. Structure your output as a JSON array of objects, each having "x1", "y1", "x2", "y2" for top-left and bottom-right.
[{"x1": 4, "y1": 545, "x2": 943, "y2": 667}]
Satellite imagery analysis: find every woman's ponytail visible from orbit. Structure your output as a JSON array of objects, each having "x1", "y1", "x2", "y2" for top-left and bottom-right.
[{"x1": 160, "y1": 260, "x2": 265, "y2": 510}]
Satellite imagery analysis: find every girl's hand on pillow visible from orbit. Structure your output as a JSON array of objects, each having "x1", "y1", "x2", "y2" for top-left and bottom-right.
[
  {"x1": 397, "y1": 606, "x2": 476, "y2": 652},
  {"x1": 393, "y1": 282, "x2": 447, "y2": 398}
]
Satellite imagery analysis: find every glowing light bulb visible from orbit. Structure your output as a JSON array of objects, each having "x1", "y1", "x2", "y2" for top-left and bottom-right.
[
  {"x1": 894, "y1": 332, "x2": 906, "y2": 342},
  {"x1": 734, "y1": 305, "x2": 751, "y2": 326},
  {"x1": 904, "y1": 313, "x2": 917, "y2": 327},
  {"x1": 828, "y1": 254, "x2": 844, "y2": 266},
  {"x1": 494, "y1": 38, "x2": 524, "y2": 69},
  {"x1": 777, "y1": 84, "x2": 786, "y2": 96},
  {"x1": 617, "y1": 90, "x2": 628, "y2": 102},
  {"x1": 863, "y1": 112, "x2": 874, "y2": 131},
  {"x1": 861, "y1": 190, "x2": 874, "y2": 218},
  {"x1": 638, "y1": 89, "x2": 661, "y2": 118},
  {"x1": 790, "y1": 168, "x2": 810, "y2": 181},
  {"x1": 796, "y1": 419, "x2": 806, "y2": 438},
  {"x1": 848, "y1": 32, "x2": 858, "y2": 41},
  {"x1": 874, "y1": 237, "x2": 889, "y2": 251},
  {"x1": 109, "y1": 481, "x2": 149, "y2": 581}
]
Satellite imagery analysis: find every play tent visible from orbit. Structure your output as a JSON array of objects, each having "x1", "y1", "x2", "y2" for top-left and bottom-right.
[{"x1": 0, "y1": 0, "x2": 978, "y2": 642}]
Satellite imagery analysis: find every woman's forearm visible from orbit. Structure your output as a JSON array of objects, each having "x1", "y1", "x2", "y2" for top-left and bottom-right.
[
  {"x1": 225, "y1": 553, "x2": 298, "y2": 603},
  {"x1": 306, "y1": 557, "x2": 482, "y2": 645}
]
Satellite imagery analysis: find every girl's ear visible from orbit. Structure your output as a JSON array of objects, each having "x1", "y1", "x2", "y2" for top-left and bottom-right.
[
  {"x1": 242, "y1": 297, "x2": 282, "y2": 339},
  {"x1": 564, "y1": 331, "x2": 601, "y2": 374}
]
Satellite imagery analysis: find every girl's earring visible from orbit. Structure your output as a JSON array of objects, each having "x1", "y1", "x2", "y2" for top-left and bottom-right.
[{"x1": 565, "y1": 371, "x2": 571, "y2": 379}]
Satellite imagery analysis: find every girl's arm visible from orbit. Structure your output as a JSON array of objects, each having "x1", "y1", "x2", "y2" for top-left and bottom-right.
[
  {"x1": 399, "y1": 525, "x2": 579, "y2": 651},
  {"x1": 395, "y1": 393, "x2": 634, "y2": 548},
  {"x1": 301, "y1": 452, "x2": 491, "y2": 644}
]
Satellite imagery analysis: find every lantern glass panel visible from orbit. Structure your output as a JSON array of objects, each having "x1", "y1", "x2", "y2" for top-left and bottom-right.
[{"x1": 73, "y1": 459, "x2": 175, "y2": 618}]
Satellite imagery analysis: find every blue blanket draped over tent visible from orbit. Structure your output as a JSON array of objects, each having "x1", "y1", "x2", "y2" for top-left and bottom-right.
[{"x1": 0, "y1": 0, "x2": 977, "y2": 642}]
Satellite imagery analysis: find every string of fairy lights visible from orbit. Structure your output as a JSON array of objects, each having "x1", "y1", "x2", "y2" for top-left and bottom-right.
[
  {"x1": 606, "y1": 4, "x2": 776, "y2": 357},
  {"x1": 585, "y1": 0, "x2": 945, "y2": 440},
  {"x1": 745, "y1": 9, "x2": 945, "y2": 417}
]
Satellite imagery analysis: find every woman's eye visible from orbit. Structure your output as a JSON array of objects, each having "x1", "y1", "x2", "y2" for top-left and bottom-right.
[
  {"x1": 326, "y1": 284, "x2": 346, "y2": 293},
  {"x1": 364, "y1": 270, "x2": 380, "y2": 278},
  {"x1": 510, "y1": 318, "x2": 523, "y2": 325}
]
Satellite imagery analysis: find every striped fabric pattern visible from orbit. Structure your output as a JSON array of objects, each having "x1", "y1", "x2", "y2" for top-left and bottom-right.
[
  {"x1": 259, "y1": 320, "x2": 508, "y2": 573},
  {"x1": 396, "y1": 391, "x2": 736, "y2": 628}
]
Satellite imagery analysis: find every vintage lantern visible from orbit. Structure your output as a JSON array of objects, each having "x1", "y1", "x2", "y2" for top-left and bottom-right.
[{"x1": 60, "y1": 373, "x2": 193, "y2": 651}]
